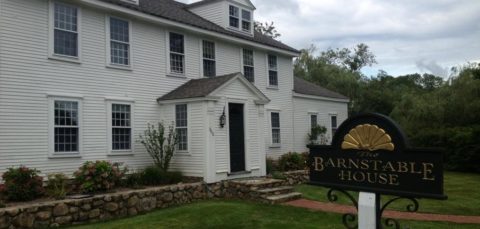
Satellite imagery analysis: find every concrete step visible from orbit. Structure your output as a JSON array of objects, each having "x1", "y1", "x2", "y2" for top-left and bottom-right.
[
  {"x1": 265, "y1": 192, "x2": 302, "y2": 204},
  {"x1": 256, "y1": 186, "x2": 294, "y2": 196}
]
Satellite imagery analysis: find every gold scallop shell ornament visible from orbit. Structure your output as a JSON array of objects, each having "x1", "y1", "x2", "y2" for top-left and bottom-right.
[{"x1": 341, "y1": 124, "x2": 395, "y2": 151}]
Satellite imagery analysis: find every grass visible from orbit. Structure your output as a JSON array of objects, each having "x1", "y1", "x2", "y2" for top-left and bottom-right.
[
  {"x1": 69, "y1": 201, "x2": 478, "y2": 229},
  {"x1": 296, "y1": 171, "x2": 480, "y2": 215}
]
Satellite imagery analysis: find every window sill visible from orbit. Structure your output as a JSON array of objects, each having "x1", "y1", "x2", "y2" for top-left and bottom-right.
[
  {"x1": 106, "y1": 64, "x2": 132, "y2": 71},
  {"x1": 269, "y1": 144, "x2": 281, "y2": 148},
  {"x1": 49, "y1": 153, "x2": 82, "y2": 159},
  {"x1": 175, "y1": 151, "x2": 192, "y2": 156},
  {"x1": 48, "y1": 55, "x2": 81, "y2": 64},
  {"x1": 167, "y1": 73, "x2": 187, "y2": 79},
  {"x1": 267, "y1": 86, "x2": 279, "y2": 90},
  {"x1": 108, "y1": 151, "x2": 134, "y2": 156}
]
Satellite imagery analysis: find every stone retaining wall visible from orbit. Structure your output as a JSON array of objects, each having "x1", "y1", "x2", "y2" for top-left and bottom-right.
[{"x1": 281, "y1": 170, "x2": 309, "y2": 185}]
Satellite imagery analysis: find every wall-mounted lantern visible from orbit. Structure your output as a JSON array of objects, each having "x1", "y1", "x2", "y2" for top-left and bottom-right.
[{"x1": 219, "y1": 107, "x2": 226, "y2": 128}]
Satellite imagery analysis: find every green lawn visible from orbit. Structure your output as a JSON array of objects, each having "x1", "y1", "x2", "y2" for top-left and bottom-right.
[
  {"x1": 296, "y1": 171, "x2": 480, "y2": 215},
  {"x1": 69, "y1": 201, "x2": 477, "y2": 229}
]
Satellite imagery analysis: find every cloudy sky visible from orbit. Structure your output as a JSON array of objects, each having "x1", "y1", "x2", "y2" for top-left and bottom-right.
[{"x1": 179, "y1": 0, "x2": 480, "y2": 77}]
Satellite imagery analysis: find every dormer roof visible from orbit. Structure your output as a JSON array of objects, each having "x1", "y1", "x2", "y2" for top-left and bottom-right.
[
  {"x1": 188, "y1": 0, "x2": 256, "y2": 10},
  {"x1": 97, "y1": 0, "x2": 298, "y2": 54}
]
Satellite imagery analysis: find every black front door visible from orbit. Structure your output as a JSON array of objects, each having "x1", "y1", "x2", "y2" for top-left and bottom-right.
[{"x1": 229, "y1": 103, "x2": 245, "y2": 173}]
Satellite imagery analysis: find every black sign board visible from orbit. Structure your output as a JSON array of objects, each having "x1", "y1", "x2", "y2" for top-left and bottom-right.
[{"x1": 308, "y1": 113, "x2": 447, "y2": 200}]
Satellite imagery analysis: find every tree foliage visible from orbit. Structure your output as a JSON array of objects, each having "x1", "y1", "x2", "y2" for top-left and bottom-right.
[
  {"x1": 139, "y1": 122, "x2": 178, "y2": 172},
  {"x1": 254, "y1": 21, "x2": 281, "y2": 39}
]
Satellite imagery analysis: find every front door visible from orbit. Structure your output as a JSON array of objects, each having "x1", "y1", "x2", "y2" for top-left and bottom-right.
[{"x1": 229, "y1": 103, "x2": 245, "y2": 173}]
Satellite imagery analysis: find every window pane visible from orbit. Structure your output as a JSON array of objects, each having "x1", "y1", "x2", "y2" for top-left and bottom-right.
[
  {"x1": 331, "y1": 116, "x2": 337, "y2": 128},
  {"x1": 54, "y1": 101, "x2": 78, "y2": 126},
  {"x1": 110, "y1": 41, "x2": 129, "y2": 65},
  {"x1": 203, "y1": 60, "x2": 216, "y2": 77},
  {"x1": 176, "y1": 128, "x2": 188, "y2": 151},
  {"x1": 311, "y1": 115, "x2": 317, "y2": 127},
  {"x1": 243, "y1": 49, "x2": 254, "y2": 66},
  {"x1": 229, "y1": 5, "x2": 239, "y2": 17},
  {"x1": 242, "y1": 21, "x2": 251, "y2": 31},
  {"x1": 112, "y1": 104, "x2": 131, "y2": 127},
  {"x1": 176, "y1": 104, "x2": 187, "y2": 127},
  {"x1": 170, "y1": 53, "x2": 184, "y2": 74},
  {"x1": 54, "y1": 30, "x2": 78, "y2": 57},
  {"x1": 110, "y1": 18, "x2": 129, "y2": 42},
  {"x1": 268, "y1": 55, "x2": 277, "y2": 70},
  {"x1": 202, "y1": 40, "x2": 215, "y2": 59},
  {"x1": 242, "y1": 10, "x2": 251, "y2": 21},
  {"x1": 54, "y1": 3, "x2": 77, "y2": 32},
  {"x1": 112, "y1": 128, "x2": 131, "y2": 150},
  {"x1": 170, "y1": 33, "x2": 184, "y2": 54},
  {"x1": 268, "y1": 70, "x2": 278, "y2": 86},
  {"x1": 244, "y1": 66, "x2": 254, "y2": 82},
  {"x1": 272, "y1": 129, "x2": 280, "y2": 144},
  {"x1": 230, "y1": 17, "x2": 239, "y2": 28},
  {"x1": 54, "y1": 127, "x2": 78, "y2": 152},
  {"x1": 271, "y1": 112, "x2": 280, "y2": 128}
]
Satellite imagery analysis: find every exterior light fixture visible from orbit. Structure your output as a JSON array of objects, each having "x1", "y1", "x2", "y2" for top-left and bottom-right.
[{"x1": 220, "y1": 107, "x2": 226, "y2": 128}]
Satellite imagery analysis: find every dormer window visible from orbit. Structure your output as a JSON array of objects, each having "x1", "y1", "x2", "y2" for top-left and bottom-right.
[
  {"x1": 241, "y1": 10, "x2": 251, "y2": 32},
  {"x1": 229, "y1": 5, "x2": 239, "y2": 28}
]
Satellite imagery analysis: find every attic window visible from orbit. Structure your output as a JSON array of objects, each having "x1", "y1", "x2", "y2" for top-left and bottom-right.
[
  {"x1": 229, "y1": 5, "x2": 239, "y2": 28},
  {"x1": 241, "y1": 10, "x2": 251, "y2": 32}
]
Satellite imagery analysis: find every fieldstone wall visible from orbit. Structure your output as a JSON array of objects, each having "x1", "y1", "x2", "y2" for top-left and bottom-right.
[
  {"x1": 0, "y1": 182, "x2": 208, "y2": 229},
  {"x1": 281, "y1": 170, "x2": 309, "y2": 185}
]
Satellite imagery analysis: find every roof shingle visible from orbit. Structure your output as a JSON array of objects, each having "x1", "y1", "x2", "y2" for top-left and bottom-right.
[
  {"x1": 98, "y1": 0, "x2": 299, "y2": 53},
  {"x1": 294, "y1": 77, "x2": 349, "y2": 100}
]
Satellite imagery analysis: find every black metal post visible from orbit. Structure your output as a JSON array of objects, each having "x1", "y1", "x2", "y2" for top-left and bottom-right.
[{"x1": 376, "y1": 194, "x2": 382, "y2": 229}]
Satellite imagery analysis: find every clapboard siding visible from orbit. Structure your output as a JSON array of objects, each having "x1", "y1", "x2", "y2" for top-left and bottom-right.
[
  {"x1": 292, "y1": 97, "x2": 349, "y2": 152},
  {"x1": 189, "y1": 1, "x2": 226, "y2": 28}
]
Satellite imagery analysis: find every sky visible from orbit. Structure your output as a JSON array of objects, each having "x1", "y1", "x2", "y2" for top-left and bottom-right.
[{"x1": 178, "y1": 0, "x2": 480, "y2": 77}]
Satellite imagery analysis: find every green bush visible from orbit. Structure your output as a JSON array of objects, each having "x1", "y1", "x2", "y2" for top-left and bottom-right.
[
  {"x1": 271, "y1": 171, "x2": 286, "y2": 180},
  {"x1": 124, "y1": 171, "x2": 145, "y2": 189},
  {"x1": 74, "y1": 161, "x2": 125, "y2": 194},
  {"x1": 278, "y1": 152, "x2": 307, "y2": 172},
  {"x1": 266, "y1": 157, "x2": 277, "y2": 175},
  {"x1": 45, "y1": 173, "x2": 69, "y2": 200},
  {"x1": 1, "y1": 166, "x2": 44, "y2": 201},
  {"x1": 142, "y1": 166, "x2": 183, "y2": 185}
]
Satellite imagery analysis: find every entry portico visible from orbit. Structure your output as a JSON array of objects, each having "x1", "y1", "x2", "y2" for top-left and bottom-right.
[{"x1": 157, "y1": 73, "x2": 270, "y2": 183}]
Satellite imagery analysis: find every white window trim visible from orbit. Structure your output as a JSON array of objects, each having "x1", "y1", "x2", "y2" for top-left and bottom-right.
[
  {"x1": 330, "y1": 114, "x2": 338, "y2": 140},
  {"x1": 175, "y1": 104, "x2": 190, "y2": 153},
  {"x1": 227, "y1": 4, "x2": 253, "y2": 36},
  {"x1": 241, "y1": 48, "x2": 255, "y2": 82},
  {"x1": 241, "y1": 9, "x2": 252, "y2": 33},
  {"x1": 268, "y1": 109, "x2": 281, "y2": 148},
  {"x1": 309, "y1": 112, "x2": 319, "y2": 129},
  {"x1": 105, "y1": 15, "x2": 133, "y2": 70},
  {"x1": 228, "y1": 5, "x2": 240, "y2": 29},
  {"x1": 266, "y1": 54, "x2": 279, "y2": 89},
  {"x1": 166, "y1": 31, "x2": 187, "y2": 77},
  {"x1": 106, "y1": 99, "x2": 135, "y2": 156},
  {"x1": 200, "y1": 39, "x2": 217, "y2": 78},
  {"x1": 48, "y1": 96, "x2": 83, "y2": 158},
  {"x1": 48, "y1": 0, "x2": 82, "y2": 63}
]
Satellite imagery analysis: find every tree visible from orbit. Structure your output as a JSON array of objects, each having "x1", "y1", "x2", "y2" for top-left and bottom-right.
[
  {"x1": 320, "y1": 43, "x2": 377, "y2": 72},
  {"x1": 254, "y1": 21, "x2": 281, "y2": 39},
  {"x1": 139, "y1": 122, "x2": 178, "y2": 172}
]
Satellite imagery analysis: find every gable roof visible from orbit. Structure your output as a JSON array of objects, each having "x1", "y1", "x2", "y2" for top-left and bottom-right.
[
  {"x1": 157, "y1": 73, "x2": 270, "y2": 103},
  {"x1": 294, "y1": 77, "x2": 349, "y2": 101},
  {"x1": 97, "y1": 0, "x2": 298, "y2": 54}
]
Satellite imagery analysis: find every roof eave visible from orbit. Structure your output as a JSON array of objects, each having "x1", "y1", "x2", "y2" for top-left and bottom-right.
[
  {"x1": 293, "y1": 92, "x2": 350, "y2": 103},
  {"x1": 157, "y1": 96, "x2": 221, "y2": 104}
]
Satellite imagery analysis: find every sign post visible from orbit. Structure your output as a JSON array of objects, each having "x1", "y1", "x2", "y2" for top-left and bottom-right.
[{"x1": 308, "y1": 113, "x2": 447, "y2": 229}]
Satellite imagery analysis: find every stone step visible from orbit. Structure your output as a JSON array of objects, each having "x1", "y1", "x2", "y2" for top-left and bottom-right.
[
  {"x1": 265, "y1": 192, "x2": 302, "y2": 204},
  {"x1": 230, "y1": 178, "x2": 285, "y2": 190},
  {"x1": 256, "y1": 186, "x2": 294, "y2": 196}
]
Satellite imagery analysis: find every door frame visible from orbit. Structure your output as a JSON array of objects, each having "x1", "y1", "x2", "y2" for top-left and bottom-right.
[{"x1": 226, "y1": 98, "x2": 248, "y2": 174}]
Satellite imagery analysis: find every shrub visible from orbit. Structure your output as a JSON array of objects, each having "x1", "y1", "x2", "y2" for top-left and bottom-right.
[
  {"x1": 124, "y1": 171, "x2": 145, "y2": 189},
  {"x1": 142, "y1": 166, "x2": 164, "y2": 186},
  {"x1": 45, "y1": 173, "x2": 69, "y2": 200},
  {"x1": 139, "y1": 122, "x2": 178, "y2": 172},
  {"x1": 1, "y1": 166, "x2": 44, "y2": 201},
  {"x1": 74, "y1": 161, "x2": 125, "y2": 194},
  {"x1": 266, "y1": 157, "x2": 277, "y2": 175},
  {"x1": 308, "y1": 125, "x2": 328, "y2": 145},
  {"x1": 278, "y1": 152, "x2": 307, "y2": 172},
  {"x1": 271, "y1": 171, "x2": 286, "y2": 180},
  {"x1": 163, "y1": 171, "x2": 183, "y2": 184}
]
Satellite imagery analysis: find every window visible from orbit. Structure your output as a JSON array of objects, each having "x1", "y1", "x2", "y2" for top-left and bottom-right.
[
  {"x1": 241, "y1": 10, "x2": 251, "y2": 32},
  {"x1": 176, "y1": 104, "x2": 188, "y2": 151},
  {"x1": 243, "y1": 49, "x2": 254, "y2": 82},
  {"x1": 331, "y1": 115, "x2": 338, "y2": 137},
  {"x1": 311, "y1": 114, "x2": 318, "y2": 128},
  {"x1": 111, "y1": 104, "x2": 132, "y2": 151},
  {"x1": 53, "y1": 2, "x2": 79, "y2": 57},
  {"x1": 271, "y1": 112, "x2": 281, "y2": 144},
  {"x1": 169, "y1": 33, "x2": 185, "y2": 74},
  {"x1": 202, "y1": 40, "x2": 216, "y2": 77},
  {"x1": 53, "y1": 100, "x2": 79, "y2": 153},
  {"x1": 268, "y1": 55, "x2": 278, "y2": 87},
  {"x1": 229, "y1": 5, "x2": 239, "y2": 28},
  {"x1": 109, "y1": 17, "x2": 130, "y2": 66}
]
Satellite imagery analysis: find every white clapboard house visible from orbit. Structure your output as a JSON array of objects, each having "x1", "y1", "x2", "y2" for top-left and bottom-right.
[{"x1": 0, "y1": 0, "x2": 349, "y2": 183}]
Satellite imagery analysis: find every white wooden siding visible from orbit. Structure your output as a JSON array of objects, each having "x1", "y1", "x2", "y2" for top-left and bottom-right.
[
  {"x1": 189, "y1": 1, "x2": 226, "y2": 28},
  {"x1": 292, "y1": 97, "x2": 349, "y2": 153}
]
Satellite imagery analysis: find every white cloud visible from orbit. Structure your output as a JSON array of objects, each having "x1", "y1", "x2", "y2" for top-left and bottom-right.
[{"x1": 179, "y1": 0, "x2": 480, "y2": 76}]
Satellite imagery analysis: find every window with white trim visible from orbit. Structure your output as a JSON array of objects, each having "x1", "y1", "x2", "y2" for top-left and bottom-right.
[
  {"x1": 53, "y1": 100, "x2": 79, "y2": 153},
  {"x1": 111, "y1": 104, "x2": 132, "y2": 151},
  {"x1": 311, "y1": 114, "x2": 318, "y2": 128},
  {"x1": 271, "y1": 112, "x2": 281, "y2": 144},
  {"x1": 243, "y1": 49, "x2": 254, "y2": 82},
  {"x1": 268, "y1": 54, "x2": 278, "y2": 87},
  {"x1": 175, "y1": 104, "x2": 188, "y2": 151},
  {"x1": 53, "y1": 2, "x2": 79, "y2": 57},
  {"x1": 109, "y1": 17, "x2": 130, "y2": 66},
  {"x1": 331, "y1": 115, "x2": 338, "y2": 137},
  {"x1": 169, "y1": 33, "x2": 185, "y2": 74},
  {"x1": 229, "y1": 5, "x2": 239, "y2": 28},
  {"x1": 241, "y1": 10, "x2": 251, "y2": 32},
  {"x1": 202, "y1": 40, "x2": 216, "y2": 77}
]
